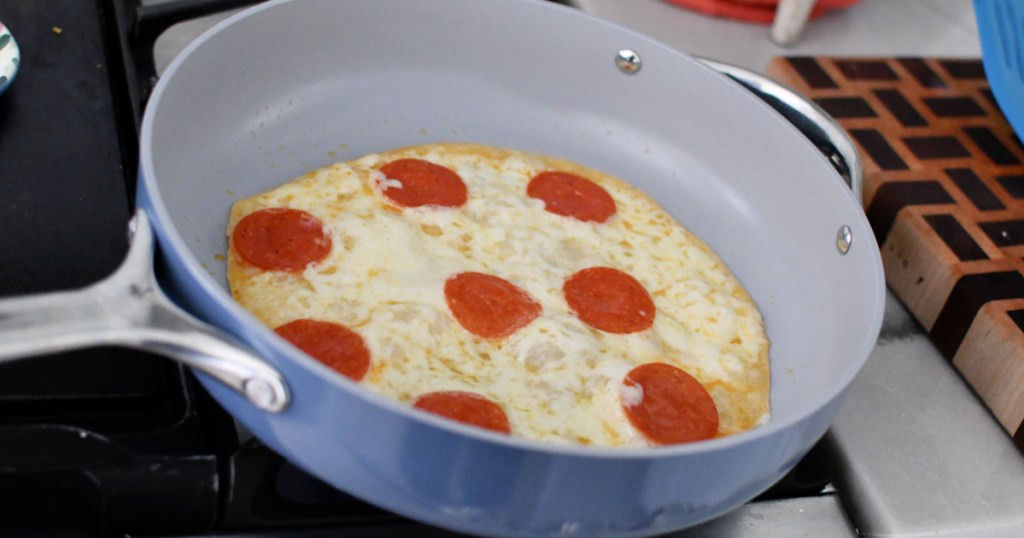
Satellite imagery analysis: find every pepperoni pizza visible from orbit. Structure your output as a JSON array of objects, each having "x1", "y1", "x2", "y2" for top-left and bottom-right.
[{"x1": 226, "y1": 143, "x2": 770, "y2": 446}]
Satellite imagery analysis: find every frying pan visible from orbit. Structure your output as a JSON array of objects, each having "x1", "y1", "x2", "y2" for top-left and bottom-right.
[{"x1": 0, "y1": 0, "x2": 884, "y2": 535}]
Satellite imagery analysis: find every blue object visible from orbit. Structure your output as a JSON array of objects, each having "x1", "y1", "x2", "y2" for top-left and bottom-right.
[
  {"x1": 975, "y1": 0, "x2": 1024, "y2": 137},
  {"x1": 133, "y1": 1, "x2": 886, "y2": 536},
  {"x1": 0, "y1": 20, "x2": 18, "y2": 95}
]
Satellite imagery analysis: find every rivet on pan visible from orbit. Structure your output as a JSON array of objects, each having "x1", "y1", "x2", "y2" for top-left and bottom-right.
[
  {"x1": 616, "y1": 49, "x2": 642, "y2": 74},
  {"x1": 244, "y1": 378, "x2": 279, "y2": 411},
  {"x1": 836, "y1": 225, "x2": 853, "y2": 255}
]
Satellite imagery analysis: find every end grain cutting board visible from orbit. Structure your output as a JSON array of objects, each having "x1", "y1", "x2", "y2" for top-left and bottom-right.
[{"x1": 766, "y1": 57, "x2": 1024, "y2": 450}]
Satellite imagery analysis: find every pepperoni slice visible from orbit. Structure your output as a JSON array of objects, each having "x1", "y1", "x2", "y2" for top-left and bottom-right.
[
  {"x1": 378, "y1": 158, "x2": 467, "y2": 208},
  {"x1": 621, "y1": 363, "x2": 719, "y2": 445},
  {"x1": 275, "y1": 319, "x2": 371, "y2": 381},
  {"x1": 444, "y1": 272, "x2": 541, "y2": 339},
  {"x1": 413, "y1": 391, "x2": 511, "y2": 434},
  {"x1": 563, "y1": 267, "x2": 655, "y2": 333},
  {"x1": 526, "y1": 171, "x2": 616, "y2": 223},
  {"x1": 232, "y1": 208, "x2": 331, "y2": 272}
]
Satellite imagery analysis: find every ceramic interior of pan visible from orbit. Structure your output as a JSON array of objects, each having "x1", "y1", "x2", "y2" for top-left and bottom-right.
[{"x1": 142, "y1": 0, "x2": 884, "y2": 435}]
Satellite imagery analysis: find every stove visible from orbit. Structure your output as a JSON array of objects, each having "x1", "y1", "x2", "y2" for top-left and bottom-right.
[{"x1": 1, "y1": 1, "x2": 1020, "y2": 537}]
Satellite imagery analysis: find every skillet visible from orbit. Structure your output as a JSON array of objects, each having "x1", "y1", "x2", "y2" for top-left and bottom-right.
[{"x1": 0, "y1": 0, "x2": 884, "y2": 536}]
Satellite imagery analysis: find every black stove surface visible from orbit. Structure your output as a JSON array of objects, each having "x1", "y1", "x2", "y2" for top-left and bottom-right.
[{"x1": 0, "y1": 1, "x2": 831, "y2": 536}]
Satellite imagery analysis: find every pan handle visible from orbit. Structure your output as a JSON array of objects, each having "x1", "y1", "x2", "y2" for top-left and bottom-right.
[
  {"x1": 0, "y1": 211, "x2": 289, "y2": 413},
  {"x1": 698, "y1": 57, "x2": 862, "y2": 200}
]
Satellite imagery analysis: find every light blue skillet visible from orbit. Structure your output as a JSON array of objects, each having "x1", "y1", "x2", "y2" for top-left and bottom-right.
[{"x1": 0, "y1": 1, "x2": 885, "y2": 536}]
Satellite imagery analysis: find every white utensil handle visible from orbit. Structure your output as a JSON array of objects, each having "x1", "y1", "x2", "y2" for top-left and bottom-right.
[{"x1": 772, "y1": 0, "x2": 818, "y2": 46}]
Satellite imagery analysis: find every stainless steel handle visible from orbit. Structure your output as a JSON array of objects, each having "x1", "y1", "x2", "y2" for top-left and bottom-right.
[
  {"x1": 698, "y1": 57, "x2": 863, "y2": 201},
  {"x1": 0, "y1": 210, "x2": 290, "y2": 413}
]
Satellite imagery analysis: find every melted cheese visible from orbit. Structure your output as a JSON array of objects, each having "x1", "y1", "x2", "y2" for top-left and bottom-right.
[{"x1": 227, "y1": 143, "x2": 770, "y2": 446}]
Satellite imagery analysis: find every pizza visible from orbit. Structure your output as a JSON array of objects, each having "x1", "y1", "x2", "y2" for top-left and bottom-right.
[{"x1": 226, "y1": 143, "x2": 770, "y2": 447}]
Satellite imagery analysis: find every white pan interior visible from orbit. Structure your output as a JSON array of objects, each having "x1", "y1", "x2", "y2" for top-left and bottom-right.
[{"x1": 142, "y1": 0, "x2": 884, "y2": 428}]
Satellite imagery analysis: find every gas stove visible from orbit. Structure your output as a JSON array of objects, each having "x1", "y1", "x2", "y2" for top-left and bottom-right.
[{"x1": 1, "y1": 1, "x2": 1021, "y2": 537}]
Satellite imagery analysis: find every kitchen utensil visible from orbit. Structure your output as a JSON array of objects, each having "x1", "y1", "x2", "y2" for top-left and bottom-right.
[
  {"x1": 0, "y1": 0, "x2": 885, "y2": 535},
  {"x1": 771, "y1": 0, "x2": 817, "y2": 46},
  {"x1": 975, "y1": 0, "x2": 1024, "y2": 138}
]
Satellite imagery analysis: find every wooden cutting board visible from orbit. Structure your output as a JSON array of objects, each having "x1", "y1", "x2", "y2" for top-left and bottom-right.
[{"x1": 766, "y1": 57, "x2": 1024, "y2": 450}]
